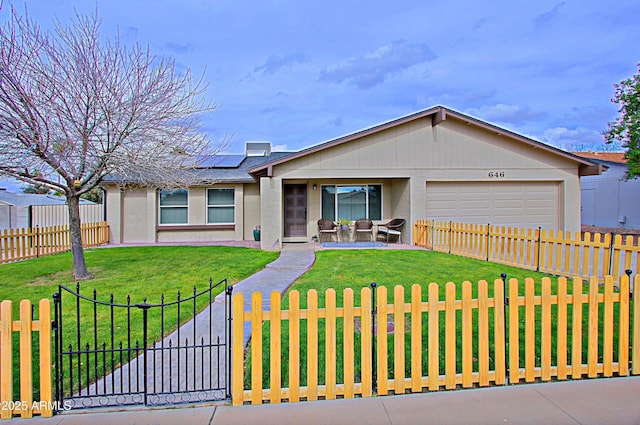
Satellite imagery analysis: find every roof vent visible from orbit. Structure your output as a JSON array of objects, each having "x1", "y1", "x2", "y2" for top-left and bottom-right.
[{"x1": 245, "y1": 141, "x2": 271, "y2": 157}]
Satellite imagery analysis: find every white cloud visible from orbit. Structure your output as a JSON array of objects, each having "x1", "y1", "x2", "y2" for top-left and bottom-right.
[
  {"x1": 465, "y1": 104, "x2": 545, "y2": 126},
  {"x1": 540, "y1": 126, "x2": 603, "y2": 149},
  {"x1": 271, "y1": 144, "x2": 289, "y2": 151},
  {"x1": 533, "y1": 1, "x2": 567, "y2": 28},
  {"x1": 250, "y1": 54, "x2": 308, "y2": 77},
  {"x1": 319, "y1": 39, "x2": 437, "y2": 89}
]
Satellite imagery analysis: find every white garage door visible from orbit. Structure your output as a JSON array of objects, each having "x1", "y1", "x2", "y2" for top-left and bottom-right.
[{"x1": 426, "y1": 181, "x2": 559, "y2": 230}]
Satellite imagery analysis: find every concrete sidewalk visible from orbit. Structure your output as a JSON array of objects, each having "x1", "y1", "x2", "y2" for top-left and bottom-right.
[{"x1": 12, "y1": 376, "x2": 640, "y2": 424}]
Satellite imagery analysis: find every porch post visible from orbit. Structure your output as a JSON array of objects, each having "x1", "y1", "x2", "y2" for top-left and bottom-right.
[{"x1": 260, "y1": 177, "x2": 282, "y2": 250}]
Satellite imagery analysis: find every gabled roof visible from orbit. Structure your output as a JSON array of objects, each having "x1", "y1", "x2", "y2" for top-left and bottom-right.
[{"x1": 249, "y1": 105, "x2": 602, "y2": 177}]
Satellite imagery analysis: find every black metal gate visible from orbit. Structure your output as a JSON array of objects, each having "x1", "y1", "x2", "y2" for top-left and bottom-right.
[{"x1": 52, "y1": 278, "x2": 232, "y2": 410}]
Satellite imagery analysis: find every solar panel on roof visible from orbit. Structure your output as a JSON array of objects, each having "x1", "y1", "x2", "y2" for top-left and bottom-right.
[{"x1": 197, "y1": 155, "x2": 245, "y2": 168}]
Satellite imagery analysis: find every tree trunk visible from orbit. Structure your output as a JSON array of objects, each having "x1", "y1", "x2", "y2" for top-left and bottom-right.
[{"x1": 67, "y1": 194, "x2": 92, "y2": 280}]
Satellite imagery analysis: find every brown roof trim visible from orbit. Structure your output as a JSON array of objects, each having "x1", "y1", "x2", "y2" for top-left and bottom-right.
[{"x1": 249, "y1": 105, "x2": 602, "y2": 177}]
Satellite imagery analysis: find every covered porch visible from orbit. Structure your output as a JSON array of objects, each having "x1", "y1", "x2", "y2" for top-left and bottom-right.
[{"x1": 259, "y1": 177, "x2": 414, "y2": 249}]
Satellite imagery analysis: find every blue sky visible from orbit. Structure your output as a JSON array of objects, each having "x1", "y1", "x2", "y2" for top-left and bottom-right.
[{"x1": 2, "y1": 0, "x2": 639, "y2": 184}]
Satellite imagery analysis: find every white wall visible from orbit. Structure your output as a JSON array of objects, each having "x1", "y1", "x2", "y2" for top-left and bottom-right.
[{"x1": 581, "y1": 163, "x2": 640, "y2": 229}]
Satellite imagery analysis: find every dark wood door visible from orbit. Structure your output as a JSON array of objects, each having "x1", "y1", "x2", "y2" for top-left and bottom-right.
[{"x1": 284, "y1": 184, "x2": 307, "y2": 237}]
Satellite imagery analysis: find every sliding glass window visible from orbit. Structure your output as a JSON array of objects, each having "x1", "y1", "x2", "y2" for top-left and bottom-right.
[{"x1": 321, "y1": 184, "x2": 381, "y2": 221}]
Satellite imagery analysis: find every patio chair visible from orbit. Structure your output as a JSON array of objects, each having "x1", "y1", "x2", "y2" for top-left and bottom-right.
[
  {"x1": 377, "y1": 218, "x2": 405, "y2": 243},
  {"x1": 317, "y1": 218, "x2": 338, "y2": 242},
  {"x1": 353, "y1": 218, "x2": 374, "y2": 242}
]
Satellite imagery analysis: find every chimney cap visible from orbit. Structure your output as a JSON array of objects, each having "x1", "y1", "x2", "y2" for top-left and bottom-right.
[{"x1": 245, "y1": 141, "x2": 271, "y2": 157}]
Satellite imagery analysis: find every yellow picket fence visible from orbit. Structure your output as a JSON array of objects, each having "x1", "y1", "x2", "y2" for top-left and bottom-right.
[
  {"x1": 0, "y1": 222, "x2": 109, "y2": 264},
  {"x1": 413, "y1": 220, "x2": 640, "y2": 283},
  {"x1": 232, "y1": 274, "x2": 640, "y2": 406},
  {"x1": 0, "y1": 300, "x2": 53, "y2": 419}
]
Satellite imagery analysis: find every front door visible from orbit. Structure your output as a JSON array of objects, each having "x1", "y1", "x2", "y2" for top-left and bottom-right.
[{"x1": 284, "y1": 184, "x2": 307, "y2": 238}]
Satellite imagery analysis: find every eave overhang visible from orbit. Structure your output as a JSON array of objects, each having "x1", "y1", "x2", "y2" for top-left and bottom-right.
[{"x1": 248, "y1": 106, "x2": 603, "y2": 178}]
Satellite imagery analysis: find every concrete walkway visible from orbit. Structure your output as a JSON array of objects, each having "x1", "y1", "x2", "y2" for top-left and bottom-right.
[
  {"x1": 70, "y1": 242, "x2": 316, "y2": 407},
  {"x1": 12, "y1": 376, "x2": 640, "y2": 424},
  {"x1": 231, "y1": 242, "x2": 316, "y2": 345}
]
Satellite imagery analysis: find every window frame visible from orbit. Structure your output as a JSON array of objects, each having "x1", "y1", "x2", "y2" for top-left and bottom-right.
[
  {"x1": 158, "y1": 189, "x2": 189, "y2": 225},
  {"x1": 206, "y1": 187, "x2": 236, "y2": 225},
  {"x1": 320, "y1": 184, "x2": 382, "y2": 221}
]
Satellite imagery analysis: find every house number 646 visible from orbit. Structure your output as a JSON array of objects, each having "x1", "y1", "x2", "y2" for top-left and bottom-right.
[{"x1": 488, "y1": 171, "x2": 505, "y2": 178}]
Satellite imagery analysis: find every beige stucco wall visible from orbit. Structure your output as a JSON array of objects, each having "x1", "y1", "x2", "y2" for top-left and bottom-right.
[
  {"x1": 263, "y1": 115, "x2": 583, "y2": 246},
  {"x1": 107, "y1": 183, "x2": 253, "y2": 244},
  {"x1": 260, "y1": 177, "x2": 282, "y2": 250},
  {"x1": 105, "y1": 186, "x2": 122, "y2": 243},
  {"x1": 243, "y1": 183, "x2": 261, "y2": 240},
  {"x1": 122, "y1": 188, "x2": 149, "y2": 243}
]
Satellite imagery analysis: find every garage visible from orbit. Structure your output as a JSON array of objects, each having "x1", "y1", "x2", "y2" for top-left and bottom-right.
[{"x1": 425, "y1": 181, "x2": 560, "y2": 230}]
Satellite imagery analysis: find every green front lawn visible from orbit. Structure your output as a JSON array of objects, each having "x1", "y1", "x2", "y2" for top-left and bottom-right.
[
  {"x1": 246, "y1": 249, "x2": 624, "y2": 391},
  {"x1": 1, "y1": 245, "x2": 279, "y2": 396},
  {"x1": 1, "y1": 245, "x2": 278, "y2": 305}
]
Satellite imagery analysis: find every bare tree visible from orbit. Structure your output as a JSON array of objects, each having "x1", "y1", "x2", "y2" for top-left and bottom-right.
[{"x1": 0, "y1": 6, "x2": 223, "y2": 279}]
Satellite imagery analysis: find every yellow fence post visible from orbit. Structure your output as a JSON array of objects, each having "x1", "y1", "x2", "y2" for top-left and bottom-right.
[
  {"x1": 633, "y1": 275, "x2": 640, "y2": 375},
  {"x1": 493, "y1": 278, "x2": 506, "y2": 386},
  {"x1": 360, "y1": 287, "x2": 372, "y2": 397},
  {"x1": 0, "y1": 300, "x2": 12, "y2": 419},
  {"x1": 343, "y1": 288, "x2": 355, "y2": 399},
  {"x1": 508, "y1": 278, "x2": 520, "y2": 384},
  {"x1": 587, "y1": 276, "x2": 599, "y2": 378},
  {"x1": 444, "y1": 282, "x2": 456, "y2": 389},
  {"x1": 427, "y1": 283, "x2": 439, "y2": 391},
  {"x1": 250, "y1": 292, "x2": 263, "y2": 405},
  {"x1": 571, "y1": 278, "x2": 584, "y2": 379},
  {"x1": 461, "y1": 281, "x2": 473, "y2": 388},
  {"x1": 38, "y1": 299, "x2": 53, "y2": 418},
  {"x1": 376, "y1": 286, "x2": 388, "y2": 395},
  {"x1": 288, "y1": 291, "x2": 300, "y2": 402},
  {"x1": 524, "y1": 278, "x2": 535, "y2": 382},
  {"x1": 410, "y1": 284, "x2": 422, "y2": 393},
  {"x1": 541, "y1": 278, "x2": 552, "y2": 381},
  {"x1": 393, "y1": 285, "x2": 405, "y2": 395},
  {"x1": 306, "y1": 290, "x2": 318, "y2": 401},
  {"x1": 556, "y1": 277, "x2": 568, "y2": 380},
  {"x1": 19, "y1": 301, "x2": 33, "y2": 418},
  {"x1": 231, "y1": 292, "x2": 244, "y2": 406},
  {"x1": 617, "y1": 274, "x2": 629, "y2": 376},
  {"x1": 269, "y1": 291, "x2": 281, "y2": 404},
  {"x1": 477, "y1": 280, "x2": 489, "y2": 387},
  {"x1": 603, "y1": 276, "x2": 614, "y2": 377},
  {"x1": 325, "y1": 288, "x2": 337, "y2": 401}
]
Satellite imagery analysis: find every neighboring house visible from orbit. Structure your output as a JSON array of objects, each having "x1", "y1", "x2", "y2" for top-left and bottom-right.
[
  {"x1": 573, "y1": 152, "x2": 640, "y2": 230},
  {"x1": 0, "y1": 189, "x2": 100, "y2": 231},
  {"x1": 102, "y1": 106, "x2": 601, "y2": 250}
]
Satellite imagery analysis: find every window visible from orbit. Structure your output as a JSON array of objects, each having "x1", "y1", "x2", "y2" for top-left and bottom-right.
[
  {"x1": 321, "y1": 184, "x2": 381, "y2": 221},
  {"x1": 207, "y1": 188, "x2": 235, "y2": 224},
  {"x1": 159, "y1": 189, "x2": 188, "y2": 224}
]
